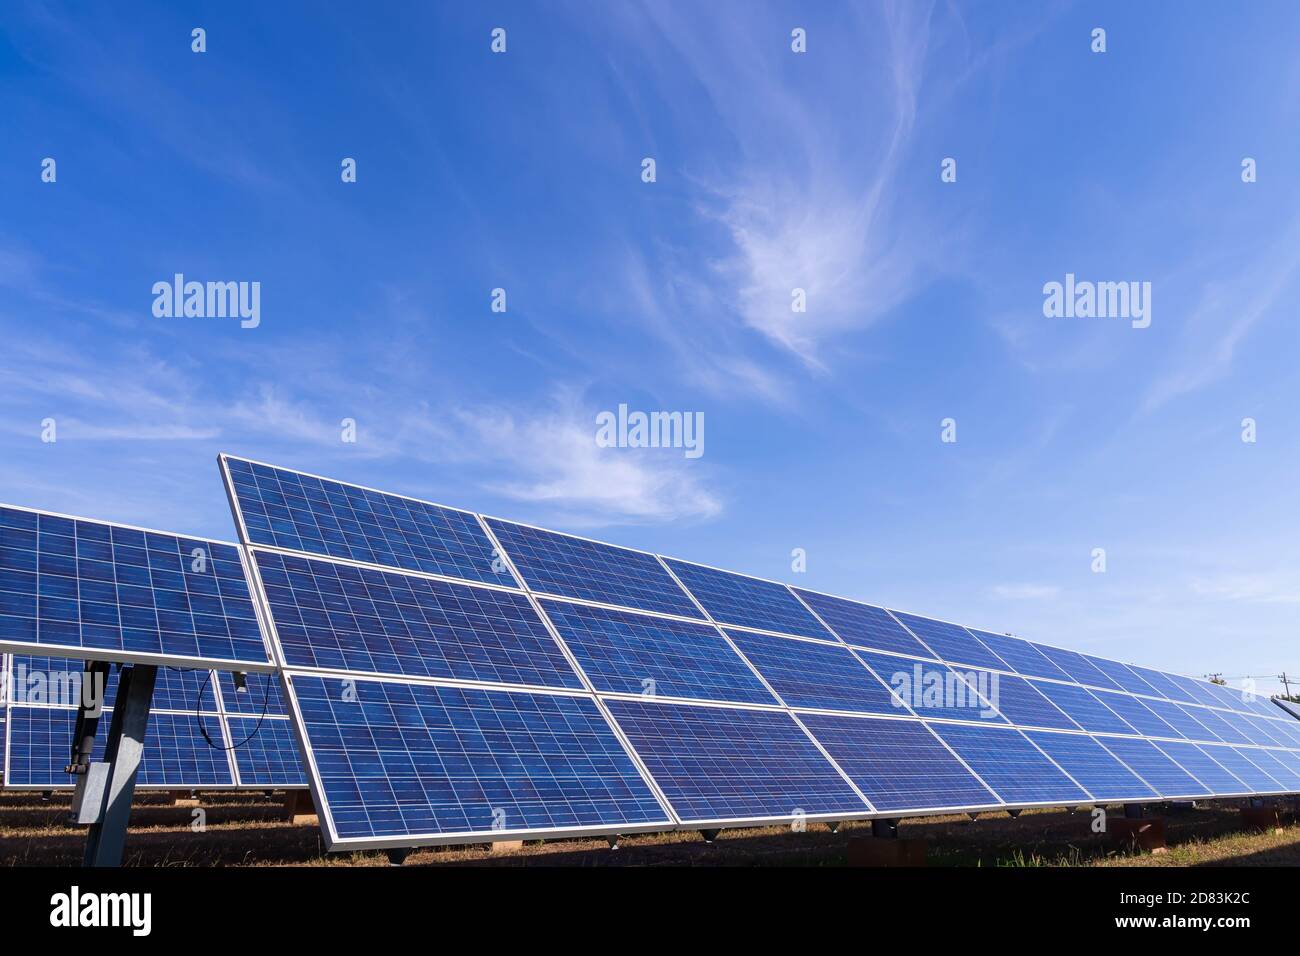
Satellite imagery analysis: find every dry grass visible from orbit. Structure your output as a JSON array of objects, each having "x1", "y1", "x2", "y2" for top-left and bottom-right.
[{"x1": 2, "y1": 791, "x2": 1297, "y2": 867}]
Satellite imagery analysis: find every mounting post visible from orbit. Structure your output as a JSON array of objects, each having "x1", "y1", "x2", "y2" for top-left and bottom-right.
[
  {"x1": 1123, "y1": 803, "x2": 1144, "y2": 820},
  {"x1": 871, "y1": 818, "x2": 899, "y2": 839},
  {"x1": 384, "y1": 847, "x2": 412, "y2": 866},
  {"x1": 78, "y1": 663, "x2": 157, "y2": 867},
  {"x1": 698, "y1": 829, "x2": 721, "y2": 843},
  {"x1": 606, "y1": 835, "x2": 621, "y2": 850},
  {"x1": 1006, "y1": 808, "x2": 1022, "y2": 818}
]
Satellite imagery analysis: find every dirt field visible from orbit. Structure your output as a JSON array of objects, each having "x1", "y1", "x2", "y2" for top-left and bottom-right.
[{"x1": 3, "y1": 791, "x2": 1298, "y2": 866}]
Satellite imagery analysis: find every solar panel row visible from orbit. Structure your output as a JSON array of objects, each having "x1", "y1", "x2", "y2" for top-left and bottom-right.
[
  {"x1": 219, "y1": 456, "x2": 1300, "y2": 850},
  {"x1": 1, "y1": 653, "x2": 305, "y2": 790}
]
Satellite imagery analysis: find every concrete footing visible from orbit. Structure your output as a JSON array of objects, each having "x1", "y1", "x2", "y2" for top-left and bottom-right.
[{"x1": 1240, "y1": 805, "x2": 1284, "y2": 833}]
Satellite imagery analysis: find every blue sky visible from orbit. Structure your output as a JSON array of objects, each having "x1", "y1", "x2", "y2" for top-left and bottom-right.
[{"x1": 3, "y1": 1, "x2": 1299, "y2": 692}]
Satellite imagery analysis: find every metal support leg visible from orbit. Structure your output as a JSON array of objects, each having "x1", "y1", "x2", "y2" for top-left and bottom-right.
[
  {"x1": 699, "y1": 829, "x2": 720, "y2": 843},
  {"x1": 872, "y1": 818, "x2": 899, "y2": 839},
  {"x1": 82, "y1": 664, "x2": 157, "y2": 867},
  {"x1": 385, "y1": 847, "x2": 411, "y2": 866}
]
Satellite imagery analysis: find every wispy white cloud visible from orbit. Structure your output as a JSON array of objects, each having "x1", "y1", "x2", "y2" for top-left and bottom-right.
[
  {"x1": 1191, "y1": 571, "x2": 1300, "y2": 606},
  {"x1": 990, "y1": 583, "x2": 1062, "y2": 600}
]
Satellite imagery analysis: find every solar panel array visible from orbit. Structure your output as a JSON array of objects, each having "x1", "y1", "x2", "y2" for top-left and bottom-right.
[
  {"x1": 1, "y1": 653, "x2": 306, "y2": 790},
  {"x1": 222, "y1": 455, "x2": 1300, "y2": 850}
]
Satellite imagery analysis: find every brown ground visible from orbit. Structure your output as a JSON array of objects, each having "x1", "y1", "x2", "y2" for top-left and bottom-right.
[{"x1": 3, "y1": 791, "x2": 1298, "y2": 866}]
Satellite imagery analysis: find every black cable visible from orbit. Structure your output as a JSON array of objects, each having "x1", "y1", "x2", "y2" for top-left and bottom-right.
[{"x1": 185, "y1": 666, "x2": 273, "y2": 751}]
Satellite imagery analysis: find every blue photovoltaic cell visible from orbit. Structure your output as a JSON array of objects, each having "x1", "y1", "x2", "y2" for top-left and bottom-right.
[
  {"x1": 292, "y1": 676, "x2": 667, "y2": 840},
  {"x1": 604, "y1": 698, "x2": 866, "y2": 821},
  {"x1": 224, "y1": 457, "x2": 514, "y2": 587},
  {"x1": 1266, "y1": 718, "x2": 1300, "y2": 747},
  {"x1": 1095, "y1": 737, "x2": 1209, "y2": 797},
  {"x1": 229, "y1": 717, "x2": 305, "y2": 787},
  {"x1": 1142, "y1": 697, "x2": 1218, "y2": 741},
  {"x1": 1243, "y1": 750, "x2": 1300, "y2": 791},
  {"x1": 966, "y1": 631, "x2": 1071, "y2": 681},
  {"x1": 255, "y1": 551, "x2": 580, "y2": 689},
  {"x1": 1207, "y1": 681, "x2": 1253, "y2": 712},
  {"x1": 1271, "y1": 749, "x2": 1300, "y2": 779},
  {"x1": 1202, "y1": 746, "x2": 1284, "y2": 792},
  {"x1": 1092, "y1": 691, "x2": 1180, "y2": 738},
  {"x1": 0, "y1": 507, "x2": 267, "y2": 666},
  {"x1": 724, "y1": 630, "x2": 901, "y2": 715},
  {"x1": 661, "y1": 559, "x2": 832, "y2": 640},
  {"x1": 1166, "y1": 674, "x2": 1225, "y2": 708},
  {"x1": 926, "y1": 723, "x2": 1089, "y2": 805},
  {"x1": 1188, "y1": 706, "x2": 1251, "y2": 744},
  {"x1": 540, "y1": 600, "x2": 775, "y2": 706},
  {"x1": 219, "y1": 670, "x2": 288, "y2": 717},
  {"x1": 889, "y1": 612, "x2": 1007, "y2": 670},
  {"x1": 855, "y1": 650, "x2": 1003, "y2": 724},
  {"x1": 1224, "y1": 713, "x2": 1275, "y2": 746},
  {"x1": 484, "y1": 520, "x2": 700, "y2": 619},
  {"x1": 1030, "y1": 645, "x2": 1122, "y2": 691},
  {"x1": 7, "y1": 654, "x2": 120, "y2": 708},
  {"x1": 1243, "y1": 717, "x2": 1290, "y2": 747},
  {"x1": 5, "y1": 706, "x2": 233, "y2": 787},
  {"x1": 962, "y1": 671, "x2": 1078, "y2": 730},
  {"x1": 800, "y1": 714, "x2": 999, "y2": 811},
  {"x1": 1127, "y1": 667, "x2": 1187, "y2": 702},
  {"x1": 791, "y1": 590, "x2": 933, "y2": 658},
  {"x1": 1082, "y1": 656, "x2": 1162, "y2": 696},
  {"x1": 1151, "y1": 741, "x2": 1248, "y2": 795},
  {"x1": 1030, "y1": 681, "x2": 1135, "y2": 735},
  {"x1": 1025, "y1": 731, "x2": 1157, "y2": 801}
]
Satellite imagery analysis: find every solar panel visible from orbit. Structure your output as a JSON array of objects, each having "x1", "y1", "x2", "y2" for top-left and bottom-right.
[
  {"x1": 926, "y1": 723, "x2": 1090, "y2": 805},
  {"x1": 1199, "y1": 746, "x2": 1284, "y2": 793},
  {"x1": 791, "y1": 590, "x2": 934, "y2": 658},
  {"x1": 889, "y1": 612, "x2": 1007, "y2": 670},
  {"x1": 854, "y1": 650, "x2": 1005, "y2": 723},
  {"x1": 1024, "y1": 731, "x2": 1158, "y2": 802},
  {"x1": 1150, "y1": 741, "x2": 1249, "y2": 796},
  {"x1": 1188, "y1": 706, "x2": 1252, "y2": 744},
  {"x1": 1126, "y1": 667, "x2": 1187, "y2": 702},
  {"x1": 539, "y1": 600, "x2": 776, "y2": 706},
  {"x1": 483, "y1": 519, "x2": 701, "y2": 619},
  {"x1": 1165, "y1": 674, "x2": 1226, "y2": 708},
  {"x1": 222, "y1": 456, "x2": 516, "y2": 587},
  {"x1": 723, "y1": 630, "x2": 902, "y2": 715},
  {"x1": 660, "y1": 559, "x2": 832, "y2": 640},
  {"x1": 1141, "y1": 697, "x2": 1219, "y2": 741},
  {"x1": 1030, "y1": 644, "x2": 1123, "y2": 691},
  {"x1": 799, "y1": 713, "x2": 1000, "y2": 811},
  {"x1": 0, "y1": 505, "x2": 270, "y2": 671},
  {"x1": 1091, "y1": 690, "x2": 1180, "y2": 738},
  {"x1": 961, "y1": 671, "x2": 1079, "y2": 730},
  {"x1": 1081, "y1": 655, "x2": 1162, "y2": 696},
  {"x1": 1242, "y1": 716, "x2": 1290, "y2": 747},
  {"x1": 7, "y1": 655, "x2": 220, "y2": 714},
  {"x1": 603, "y1": 698, "x2": 867, "y2": 822},
  {"x1": 1094, "y1": 737, "x2": 1210, "y2": 798},
  {"x1": 290, "y1": 675, "x2": 669, "y2": 844},
  {"x1": 1245, "y1": 750, "x2": 1300, "y2": 791},
  {"x1": 218, "y1": 670, "x2": 288, "y2": 716},
  {"x1": 965, "y1": 631, "x2": 1070, "y2": 681},
  {"x1": 1028, "y1": 681, "x2": 1137, "y2": 735},
  {"x1": 254, "y1": 550, "x2": 581, "y2": 689},
  {"x1": 228, "y1": 716, "x2": 306, "y2": 787},
  {"x1": 5, "y1": 705, "x2": 234, "y2": 788}
]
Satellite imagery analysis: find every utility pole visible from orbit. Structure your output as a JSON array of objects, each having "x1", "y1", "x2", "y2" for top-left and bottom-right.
[
  {"x1": 1207, "y1": 672, "x2": 1226, "y2": 685},
  {"x1": 1280, "y1": 672, "x2": 1294, "y2": 700}
]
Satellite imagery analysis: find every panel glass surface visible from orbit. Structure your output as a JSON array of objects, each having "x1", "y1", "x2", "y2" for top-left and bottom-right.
[
  {"x1": 889, "y1": 613, "x2": 1007, "y2": 670},
  {"x1": 926, "y1": 723, "x2": 1089, "y2": 804},
  {"x1": 661, "y1": 560, "x2": 832, "y2": 640},
  {"x1": 791, "y1": 590, "x2": 933, "y2": 658},
  {"x1": 1025, "y1": 730, "x2": 1157, "y2": 801},
  {"x1": 1095, "y1": 737, "x2": 1209, "y2": 797},
  {"x1": 724, "y1": 631, "x2": 901, "y2": 715}
]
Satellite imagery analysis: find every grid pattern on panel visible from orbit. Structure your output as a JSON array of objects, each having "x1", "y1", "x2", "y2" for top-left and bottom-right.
[
  {"x1": 965, "y1": 631, "x2": 1070, "y2": 681},
  {"x1": 1242, "y1": 716, "x2": 1289, "y2": 747},
  {"x1": 856, "y1": 651, "x2": 1003, "y2": 724},
  {"x1": 135, "y1": 712, "x2": 233, "y2": 787},
  {"x1": 292, "y1": 676, "x2": 667, "y2": 839},
  {"x1": 1024, "y1": 731, "x2": 1156, "y2": 801},
  {"x1": 1166, "y1": 675, "x2": 1224, "y2": 708},
  {"x1": 1091, "y1": 691, "x2": 1179, "y2": 738},
  {"x1": 0, "y1": 507, "x2": 266, "y2": 664},
  {"x1": 1141, "y1": 697, "x2": 1218, "y2": 741},
  {"x1": 1203, "y1": 746, "x2": 1284, "y2": 792},
  {"x1": 962, "y1": 671, "x2": 1078, "y2": 730},
  {"x1": 799, "y1": 714, "x2": 999, "y2": 811},
  {"x1": 661, "y1": 560, "x2": 832, "y2": 640},
  {"x1": 6, "y1": 654, "x2": 120, "y2": 709},
  {"x1": 225, "y1": 458, "x2": 514, "y2": 587},
  {"x1": 219, "y1": 670, "x2": 288, "y2": 716},
  {"x1": 485, "y1": 520, "x2": 700, "y2": 619},
  {"x1": 791, "y1": 590, "x2": 933, "y2": 658},
  {"x1": 1030, "y1": 645, "x2": 1122, "y2": 691},
  {"x1": 724, "y1": 631, "x2": 901, "y2": 715},
  {"x1": 604, "y1": 698, "x2": 867, "y2": 821},
  {"x1": 926, "y1": 723, "x2": 1090, "y2": 804},
  {"x1": 255, "y1": 551, "x2": 580, "y2": 689},
  {"x1": 1187, "y1": 706, "x2": 1251, "y2": 744},
  {"x1": 1151, "y1": 741, "x2": 1247, "y2": 795},
  {"x1": 889, "y1": 613, "x2": 1007, "y2": 670},
  {"x1": 151, "y1": 667, "x2": 220, "y2": 713},
  {"x1": 1125, "y1": 667, "x2": 1185, "y2": 702},
  {"x1": 1095, "y1": 737, "x2": 1209, "y2": 797},
  {"x1": 541, "y1": 601, "x2": 775, "y2": 706},
  {"x1": 5, "y1": 706, "x2": 233, "y2": 787},
  {"x1": 1081, "y1": 656, "x2": 1162, "y2": 696},
  {"x1": 1243, "y1": 750, "x2": 1300, "y2": 791},
  {"x1": 229, "y1": 717, "x2": 305, "y2": 786}
]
